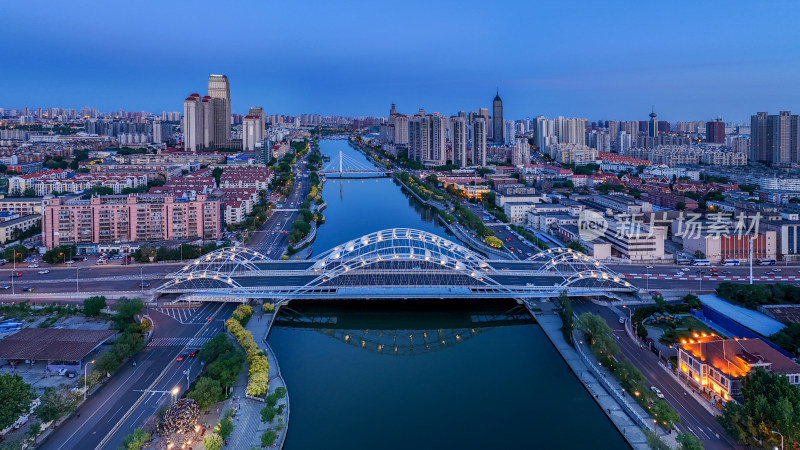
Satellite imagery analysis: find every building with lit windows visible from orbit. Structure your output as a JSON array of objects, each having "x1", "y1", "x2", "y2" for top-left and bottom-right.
[{"x1": 679, "y1": 335, "x2": 800, "y2": 403}]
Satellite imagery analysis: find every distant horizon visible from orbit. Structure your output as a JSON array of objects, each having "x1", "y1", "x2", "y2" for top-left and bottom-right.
[{"x1": 2, "y1": 1, "x2": 798, "y2": 123}]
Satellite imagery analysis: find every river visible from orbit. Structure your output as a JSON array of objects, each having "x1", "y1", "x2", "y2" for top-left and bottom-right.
[{"x1": 267, "y1": 140, "x2": 626, "y2": 449}]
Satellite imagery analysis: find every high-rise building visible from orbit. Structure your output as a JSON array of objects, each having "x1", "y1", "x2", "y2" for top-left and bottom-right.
[
  {"x1": 183, "y1": 93, "x2": 203, "y2": 152},
  {"x1": 648, "y1": 109, "x2": 658, "y2": 137},
  {"x1": 504, "y1": 120, "x2": 515, "y2": 146},
  {"x1": 512, "y1": 138, "x2": 530, "y2": 166},
  {"x1": 243, "y1": 107, "x2": 265, "y2": 152},
  {"x1": 615, "y1": 131, "x2": 633, "y2": 153},
  {"x1": 450, "y1": 116, "x2": 468, "y2": 167},
  {"x1": 492, "y1": 91, "x2": 504, "y2": 144},
  {"x1": 751, "y1": 111, "x2": 800, "y2": 165},
  {"x1": 208, "y1": 74, "x2": 231, "y2": 147},
  {"x1": 408, "y1": 113, "x2": 430, "y2": 163},
  {"x1": 533, "y1": 116, "x2": 550, "y2": 153},
  {"x1": 750, "y1": 112, "x2": 769, "y2": 163},
  {"x1": 471, "y1": 117, "x2": 487, "y2": 166},
  {"x1": 706, "y1": 120, "x2": 725, "y2": 143},
  {"x1": 429, "y1": 114, "x2": 447, "y2": 166}
]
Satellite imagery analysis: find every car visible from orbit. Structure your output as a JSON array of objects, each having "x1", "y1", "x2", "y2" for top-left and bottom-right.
[
  {"x1": 618, "y1": 316, "x2": 626, "y2": 324},
  {"x1": 9, "y1": 272, "x2": 21, "y2": 277},
  {"x1": 0, "y1": 285, "x2": 10, "y2": 289},
  {"x1": 38, "y1": 270, "x2": 50, "y2": 274},
  {"x1": 189, "y1": 351, "x2": 197, "y2": 357},
  {"x1": 676, "y1": 271, "x2": 683, "y2": 275},
  {"x1": 22, "y1": 287, "x2": 34, "y2": 292},
  {"x1": 176, "y1": 353, "x2": 186, "y2": 361},
  {"x1": 140, "y1": 282, "x2": 150, "y2": 287},
  {"x1": 650, "y1": 386, "x2": 664, "y2": 398},
  {"x1": 646, "y1": 266, "x2": 653, "y2": 269},
  {"x1": 774, "y1": 268, "x2": 781, "y2": 272},
  {"x1": 722, "y1": 271, "x2": 731, "y2": 274},
  {"x1": 27, "y1": 264, "x2": 38, "y2": 268}
]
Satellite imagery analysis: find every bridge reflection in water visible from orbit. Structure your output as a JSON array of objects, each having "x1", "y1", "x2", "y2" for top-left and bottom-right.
[{"x1": 272, "y1": 299, "x2": 535, "y2": 356}]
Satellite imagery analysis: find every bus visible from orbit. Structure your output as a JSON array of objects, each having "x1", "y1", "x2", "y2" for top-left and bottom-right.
[
  {"x1": 756, "y1": 258, "x2": 776, "y2": 266},
  {"x1": 723, "y1": 259, "x2": 740, "y2": 266},
  {"x1": 691, "y1": 259, "x2": 711, "y2": 266}
]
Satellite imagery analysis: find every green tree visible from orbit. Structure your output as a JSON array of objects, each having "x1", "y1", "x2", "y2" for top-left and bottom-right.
[
  {"x1": 207, "y1": 351, "x2": 245, "y2": 388},
  {"x1": 566, "y1": 240, "x2": 587, "y2": 253},
  {"x1": 559, "y1": 292, "x2": 574, "y2": 343},
  {"x1": 114, "y1": 297, "x2": 143, "y2": 323},
  {"x1": 120, "y1": 427, "x2": 150, "y2": 450},
  {"x1": 645, "y1": 430, "x2": 671, "y2": 450},
  {"x1": 4, "y1": 245, "x2": 30, "y2": 262},
  {"x1": 22, "y1": 188, "x2": 36, "y2": 197},
  {"x1": 676, "y1": 201, "x2": 686, "y2": 211},
  {"x1": 676, "y1": 432, "x2": 704, "y2": 450},
  {"x1": 42, "y1": 245, "x2": 76, "y2": 264},
  {"x1": 0, "y1": 374, "x2": 35, "y2": 430},
  {"x1": 187, "y1": 377, "x2": 223, "y2": 410},
  {"x1": 203, "y1": 432, "x2": 223, "y2": 450},
  {"x1": 216, "y1": 415, "x2": 234, "y2": 439},
  {"x1": 651, "y1": 398, "x2": 681, "y2": 428},
  {"x1": 575, "y1": 313, "x2": 619, "y2": 357},
  {"x1": 34, "y1": 387, "x2": 77, "y2": 423},
  {"x1": 198, "y1": 333, "x2": 235, "y2": 363},
  {"x1": 261, "y1": 430, "x2": 278, "y2": 447},
  {"x1": 683, "y1": 294, "x2": 701, "y2": 309},
  {"x1": 211, "y1": 167, "x2": 223, "y2": 185},
  {"x1": 83, "y1": 296, "x2": 107, "y2": 316},
  {"x1": 718, "y1": 368, "x2": 800, "y2": 448}
]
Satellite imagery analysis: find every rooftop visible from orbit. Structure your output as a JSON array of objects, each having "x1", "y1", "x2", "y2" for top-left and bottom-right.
[{"x1": 0, "y1": 328, "x2": 116, "y2": 361}]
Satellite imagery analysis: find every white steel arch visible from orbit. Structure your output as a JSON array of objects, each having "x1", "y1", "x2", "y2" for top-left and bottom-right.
[
  {"x1": 305, "y1": 228, "x2": 498, "y2": 289},
  {"x1": 559, "y1": 270, "x2": 634, "y2": 291},
  {"x1": 156, "y1": 270, "x2": 249, "y2": 294},
  {"x1": 175, "y1": 247, "x2": 269, "y2": 277},
  {"x1": 528, "y1": 247, "x2": 613, "y2": 274}
]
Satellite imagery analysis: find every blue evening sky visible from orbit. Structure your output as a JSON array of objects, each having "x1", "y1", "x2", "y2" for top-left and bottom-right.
[{"x1": 1, "y1": 0, "x2": 798, "y2": 122}]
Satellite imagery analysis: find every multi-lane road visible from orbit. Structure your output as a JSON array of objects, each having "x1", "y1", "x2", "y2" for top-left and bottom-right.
[
  {"x1": 38, "y1": 302, "x2": 235, "y2": 450},
  {"x1": 572, "y1": 301, "x2": 740, "y2": 449},
  {"x1": 247, "y1": 156, "x2": 310, "y2": 257}
]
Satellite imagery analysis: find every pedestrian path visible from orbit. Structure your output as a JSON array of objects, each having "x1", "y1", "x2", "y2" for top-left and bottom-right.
[
  {"x1": 224, "y1": 310, "x2": 289, "y2": 449},
  {"x1": 534, "y1": 310, "x2": 652, "y2": 449},
  {"x1": 146, "y1": 336, "x2": 213, "y2": 348}
]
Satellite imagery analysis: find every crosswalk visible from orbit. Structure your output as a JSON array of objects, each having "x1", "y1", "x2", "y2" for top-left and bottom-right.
[
  {"x1": 152, "y1": 306, "x2": 217, "y2": 324},
  {"x1": 147, "y1": 336, "x2": 214, "y2": 348}
]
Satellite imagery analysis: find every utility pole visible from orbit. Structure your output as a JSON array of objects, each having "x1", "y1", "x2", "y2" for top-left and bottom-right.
[{"x1": 749, "y1": 237, "x2": 754, "y2": 285}]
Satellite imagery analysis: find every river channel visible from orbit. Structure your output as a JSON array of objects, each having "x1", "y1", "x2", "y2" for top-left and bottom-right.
[{"x1": 267, "y1": 139, "x2": 626, "y2": 449}]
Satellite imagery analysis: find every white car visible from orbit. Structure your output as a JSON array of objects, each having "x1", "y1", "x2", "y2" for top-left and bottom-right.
[
  {"x1": 650, "y1": 386, "x2": 664, "y2": 399},
  {"x1": 38, "y1": 269, "x2": 50, "y2": 274},
  {"x1": 27, "y1": 264, "x2": 39, "y2": 268},
  {"x1": 646, "y1": 266, "x2": 653, "y2": 269}
]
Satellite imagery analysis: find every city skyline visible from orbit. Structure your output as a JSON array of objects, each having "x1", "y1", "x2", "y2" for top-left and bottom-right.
[{"x1": 2, "y1": 1, "x2": 799, "y2": 121}]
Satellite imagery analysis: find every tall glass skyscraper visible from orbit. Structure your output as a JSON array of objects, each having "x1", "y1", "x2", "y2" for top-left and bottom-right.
[{"x1": 492, "y1": 91, "x2": 503, "y2": 145}]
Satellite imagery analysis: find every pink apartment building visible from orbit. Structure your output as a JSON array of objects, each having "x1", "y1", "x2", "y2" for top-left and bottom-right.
[{"x1": 42, "y1": 194, "x2": 222, "y2": 252}]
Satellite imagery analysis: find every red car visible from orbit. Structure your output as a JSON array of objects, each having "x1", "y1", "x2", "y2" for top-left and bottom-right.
[
  {"x1": 189, "y1": 351, "x2": 197, "y2": 358},
  {"x1": 175, "y1": 353, "x2": 186, "y2": 361},
  {"x1": 9, "y1": 272, "x2": 21, "y2": 278}
]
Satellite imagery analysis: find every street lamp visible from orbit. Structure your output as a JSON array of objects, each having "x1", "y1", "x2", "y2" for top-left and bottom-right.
[
  {"x1": 771, "y1": 430, "x2": 784, "y2": 450},
  {"x1": 183, "y1": 369, "x2": 190, "y2": 389},
  {"x1": 171, "y1": 386, "x2": 180, "y2": 403},
  {"x1": 84, "y1": 359, "x2": 95, "y2": 400}
]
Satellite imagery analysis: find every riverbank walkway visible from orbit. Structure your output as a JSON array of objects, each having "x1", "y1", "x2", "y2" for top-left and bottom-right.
[
  {"x1": 533, "y1": 305, "x2": 656, "y2": 449},
  {"x1": 224, "y1": 311, "x2": 289, "y2": 449}
]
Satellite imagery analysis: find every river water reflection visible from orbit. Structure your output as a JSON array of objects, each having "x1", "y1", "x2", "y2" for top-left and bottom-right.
[{"x1": 267, "y1": 140, "x2": 626, "y2": 449}]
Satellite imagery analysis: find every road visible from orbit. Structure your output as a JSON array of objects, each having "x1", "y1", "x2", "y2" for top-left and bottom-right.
[
  {"x1": 38, "y1": 302, "x2": 236, "y2": 450},
  {"x1": 572, "y1": 301, "x2": 741, "y2": 450},
  {"x1": 247, "y1": 156, "x2": 310, "y2": 257}
]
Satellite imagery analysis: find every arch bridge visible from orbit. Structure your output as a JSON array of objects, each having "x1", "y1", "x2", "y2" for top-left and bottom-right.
[{"x1": 156, "y1": 228, "x2": 641, "y2": 303}]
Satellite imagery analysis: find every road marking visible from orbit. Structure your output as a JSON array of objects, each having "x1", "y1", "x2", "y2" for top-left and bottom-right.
[{"x1": 95, "y1": 303, "x2": 226, "y2": 449}]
